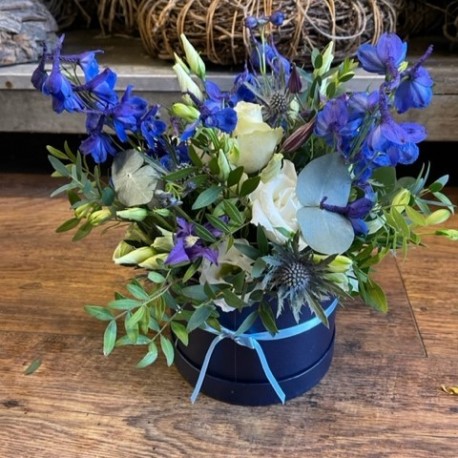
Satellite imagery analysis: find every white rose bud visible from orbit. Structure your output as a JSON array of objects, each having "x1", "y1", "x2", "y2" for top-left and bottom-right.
[{"x1": 230, "y1": 102, "x2": 283, "y2": 174}]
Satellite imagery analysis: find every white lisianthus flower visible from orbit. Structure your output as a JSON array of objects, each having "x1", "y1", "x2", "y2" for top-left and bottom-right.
[
  {"x1": 249, "y1": 159, "x2": 305, "y2": 246},
  {"x1": 198, "y1": 240, "x2": 255, "y2": 312},
  {"x1": 229, "y1": 102, "x2": 283, "y2": 174}
]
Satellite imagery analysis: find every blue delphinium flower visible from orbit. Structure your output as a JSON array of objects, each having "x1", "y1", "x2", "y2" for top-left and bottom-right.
[
  {"x1": 108, "y1": 85, "x2": 148, "y2": 142},
  {"x1": 141, "y1": 105, "x2": 167, "y2": 149},
  {"x1": 80, "y1": 67, "x2": 118, "y2": 109},
  {"x1": 42, "y1": 37, "x2": 84, "y2": 113},
  {"x1": 80, "y1": 130, "x2": 116, "y2": 164},
  {"x1": 357, "y1": 33, "x2": 407, "y2": 76},
  {"x1": 166, "y1": 218, "x2": 219, "y2": 265}
]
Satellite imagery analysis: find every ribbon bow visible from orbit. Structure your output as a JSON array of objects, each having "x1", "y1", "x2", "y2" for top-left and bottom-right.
[{"x1": 190, "y1": 298, "x2": 338, "y2": 404}]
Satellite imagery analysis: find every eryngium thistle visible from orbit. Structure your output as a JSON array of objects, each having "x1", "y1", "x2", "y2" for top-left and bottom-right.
[{"x1": 262, "y1": 245, "x2": 342, "y2": 326}]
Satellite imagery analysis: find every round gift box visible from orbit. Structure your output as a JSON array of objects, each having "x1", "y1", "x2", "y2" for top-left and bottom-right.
[{"x1": 174, "y1": 298, "x2": 337, "y2": 405}]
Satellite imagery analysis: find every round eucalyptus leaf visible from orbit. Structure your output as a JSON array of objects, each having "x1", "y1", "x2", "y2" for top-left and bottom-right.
[
  {"x1": 112, "y1": 150, "x2": 161, "y2": 206},
  {"x1": 297, "y1": 207, "x2": 354, "y2": 254},
  {"x1": 296, "y1": 153, "x2": 351, "y2": 207}
]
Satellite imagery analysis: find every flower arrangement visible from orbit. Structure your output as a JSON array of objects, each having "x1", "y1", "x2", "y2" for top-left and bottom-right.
[{"x1": 32, "y1": 12, "x2": 456, "y2": 402}]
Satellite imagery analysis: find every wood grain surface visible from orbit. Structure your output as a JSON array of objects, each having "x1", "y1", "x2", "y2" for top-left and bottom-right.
[{"x1": 1, "y1": 173, "x2": 457, "y2": 458}]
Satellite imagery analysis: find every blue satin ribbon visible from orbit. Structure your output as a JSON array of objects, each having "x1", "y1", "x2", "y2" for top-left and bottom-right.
[{"x1": 190, "y1": 298, "x2": 339, "y2": 404}]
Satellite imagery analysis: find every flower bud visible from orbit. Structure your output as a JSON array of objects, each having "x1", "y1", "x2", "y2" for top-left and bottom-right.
[
  {"x1": 139, "y1": 253, "x2": 169, "y2": 270},
  {"x1": 152, "y1": 233, "x2": 174, "y2": 252},
  {"x1": 88, "y1": 208, "x2": 112, "y2": 225},
  {"x1": 180, "y1": 34, "x2": 206, "y2": 79},
  {"x1": 282, "y1": 119, "x2": 314, "y2": 153},
  {"x1": 116, "y1": 207, "x2": 148, "y2": 222},
  {"x1": 113, "y1": 246, "x2": 156, "y2": 265},
  {"x1": 170, "y1": 103, "x2": 200, "y2": 122},
  {"x1": 173, "y1": 62, "x2": 204, "y2": 102},
  {"x1": 217, "y1": 150, "x2": 231, "y2": 180},
  {"x1": 74, "y1": 202, "x2": 94, "y2": 219}
]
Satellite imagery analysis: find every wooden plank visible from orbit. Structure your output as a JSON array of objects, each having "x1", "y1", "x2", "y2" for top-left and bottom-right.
[{"x1": 1, "y1": 174, "x2": 458, "y2": 457}]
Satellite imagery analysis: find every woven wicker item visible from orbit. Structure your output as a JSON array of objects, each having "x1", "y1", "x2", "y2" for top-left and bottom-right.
[
  {"x1": 97, "y1": 0, "x2": 142, "y2": 35},
  {"x1": 138, "y1": 0, "x2": 403, "y2": 67},
  {"x1": 42, "y1": 0, "x2": 95, "y2": 30},
  {"x1": 444, "y1": 1, "x2": 458, "y2": 42}
]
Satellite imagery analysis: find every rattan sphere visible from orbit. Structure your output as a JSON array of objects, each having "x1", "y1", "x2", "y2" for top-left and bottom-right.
[{"x1": 138, "y1": 0, "x2": 403, "y2": 67}]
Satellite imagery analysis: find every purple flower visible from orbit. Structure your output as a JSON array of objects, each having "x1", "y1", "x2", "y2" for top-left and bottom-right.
[
  {"x1": 357, "y1": 33, "x2": 407, "y2": 75},
  {"x1": 395, "y1": 66, "x2": 433, "y2": 113},
  {"x1": 82, "y1": 68, "x2": 118, "y2": 109},
  {"x1": 166, "y1": 218, "x2": 218, "y2": 266},
  {"x1": 108, "y1": 85, "x2": 148, "y2": 142},
  {"x1": 270, "y1": 11, "x2": 285, "y2": 27},
  {"x1": 314, "y1": 98, "x2": 350, "y2": 147},
  {"x1": 320, "y1": 196, "x2": 373, "y2": 235},
  {"x1": 42, "y1": 36, "x2": 84, "y2": 113},
  {"x1": 80, "y1": 131, "x2": 116, "y2": 163},
  {"x1": 141, "y1": 105, "x2": 167, "y2": 149}
]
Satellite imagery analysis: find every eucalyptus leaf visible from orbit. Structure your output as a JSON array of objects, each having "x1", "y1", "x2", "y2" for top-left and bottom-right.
[
  {"x1": 111, "y1": 150, "x2": 161, "y2": 206},
  {"x1": 160, "y1": 335, "x2": 175, "y2": 366},
  {"x1": 296, "y1": 153, "x2": 353, "y2": 254},
  {"x1": 297, "y1": 207, "x2": 354, "y2": 254}
]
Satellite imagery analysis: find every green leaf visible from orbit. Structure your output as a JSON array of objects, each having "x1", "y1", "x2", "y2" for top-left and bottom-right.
[
  {"x1": 84, "y1": 305, "x2": 113, "y2": 321},
  {"x1": 240, "y1": 176, "x2": 261, "y2": 196},
  {"x1": 187, "y1": 304, "x2": 213, "y2": 332},
  {"x1": 227, "y1": 166, "x2": 244, "y2": 187},
  {"x1": 326, "y1": 81, "x2": 337, "y2": 98},
  {"x1": 181, "y1": 284, "x2": 208, "y2": 302},
  {"x1": 24, "y1": 359, "x2": 42, "y2": 375},
  {"x1": 206, "y1": 214, "x2": 230, "y2": 233},
  {"x1": 55, "y1": 218, "x2": 80, "y2": 233},
  {"x1": 46, "y1": 145, "x2": 67, "y2": 160},
  {"x1": 428, "y1": 175, "x2": 449, "y2": 192},
  {"x1": 136, "y1": 347, "x2": 158, "y2": 368},
  {"x1": 361, "y1": 279, "x2": 388, "y2": 313},
  {"x1": 126, "y1": 283, "x2": 150, "y2": 301},
  {"x1": 165, "y1": 166, "x2": 198, "y2": 182},
  {"x1": 103, "y1": 320, "x2": 117, "y2": 356},
  {"x1": 235, "y1": 311, "x2": 257, "y2": 335},
  {"x1": 222, "y1": 290, "x2": 246, "y2": 309},
  {"x1": 194, "y1": 222, "x2": 217, "y2": 242},
  {"x1": 258, "y1": 302, "x2": 278, "y2": 335},
  {"x1": 160, "y1": 335, "x2": 175, "y2": 366},
  {"x1": 48, "y1": 155, "x2": 70, "y2": 177},
  {"x1": 101, "y1": 187, "x2": 115, "y2": 206},
  {"x1": 171, "y1": 321, "x2": 189, "y2": 346},
  {"x1": 116, "y1": 334, "x2": 150, "y2": 346},
  {"x1": 126, "y1": 305, "x2": 146, "y2": 328},
  {"x1": 72, "y1": 222, "x2": 93, "y2": 241},
  {"x1": 223, "y1": 200, "x2": 244, "y2": 226},
  {"x1": 108, "y1": 298, "x2": 142, "y2": 310},
  {"x1": 256, "y1": 225, "x2": 269, "y2": 255},
  {"x1": 147, "y1": 271, "x2": 166, "y2": 283},
  {"x1": 192, "y1": 185, "x2": 222, "y2": 210}
]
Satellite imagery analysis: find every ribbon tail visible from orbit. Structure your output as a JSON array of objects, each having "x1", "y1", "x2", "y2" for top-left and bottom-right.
[
  {"x1": 190, "y1": 334, "x2": 225, "y2": 404},
  {"x1": 251, "y1": 340, "x2": 286, "y2": 404}
]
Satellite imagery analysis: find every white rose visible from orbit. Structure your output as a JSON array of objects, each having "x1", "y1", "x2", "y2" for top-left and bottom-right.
[
  {"x1": 230, "y1": 102, "x2": 283, "y2": 174},
  {"x1": 249, "y1": 159, "x2": 304, "y2": 246},
  {"x1": 198, "y1": 240, "x2": 254, "y2": 312}
]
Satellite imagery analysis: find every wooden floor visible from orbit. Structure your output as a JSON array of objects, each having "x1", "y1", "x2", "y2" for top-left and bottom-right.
[{"x1": 1, "y1": 173, "x2": 457, "y2": 458}]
